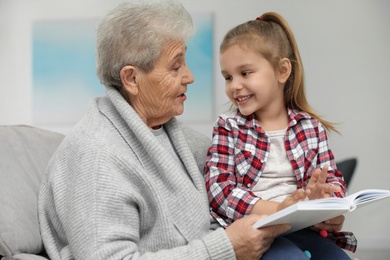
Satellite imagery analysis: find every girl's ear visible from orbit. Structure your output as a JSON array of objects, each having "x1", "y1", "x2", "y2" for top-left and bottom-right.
[
  {"x1": 277, "y1": 58, "x2": 292, "y2": 84},
  {"x1": 120, "y1": 65, "x2": 139, "y2": 96}
]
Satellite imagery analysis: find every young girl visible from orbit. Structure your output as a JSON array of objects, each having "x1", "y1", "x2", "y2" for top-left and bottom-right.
[{"x1": 205, "y1": 12, "x2": 357, "y2": 259}]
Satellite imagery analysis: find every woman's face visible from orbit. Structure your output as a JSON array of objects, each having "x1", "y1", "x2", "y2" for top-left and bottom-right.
[{"x1": 129, "y1": 40, "x2": 194, "y2": 128}]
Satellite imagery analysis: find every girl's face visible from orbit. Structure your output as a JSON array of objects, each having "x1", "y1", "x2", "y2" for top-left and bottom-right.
[{"x1": 220, "y1": 44, "x2": 286, "y2": 120}]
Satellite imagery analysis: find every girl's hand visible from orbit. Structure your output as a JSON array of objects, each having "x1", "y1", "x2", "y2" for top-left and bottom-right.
[
  {"x1": 277, "y1": 189, "x2": 310, "y2": 211},
  {"x1": 306, "y1": 165, "x2": 341, "y2": 200},
  {"x1": 311, "y1": 215, "x2": 345, "y2": 233}
]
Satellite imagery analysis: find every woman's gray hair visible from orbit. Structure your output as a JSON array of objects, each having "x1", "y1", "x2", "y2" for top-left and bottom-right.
[{"x1": 96, "y1": 0, "x2": 195, "y2": 89}]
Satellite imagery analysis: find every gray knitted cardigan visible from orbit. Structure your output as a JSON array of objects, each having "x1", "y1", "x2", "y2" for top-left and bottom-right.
[{"x1": 38, "y1": 87, "x2": 236, "y2": 260}]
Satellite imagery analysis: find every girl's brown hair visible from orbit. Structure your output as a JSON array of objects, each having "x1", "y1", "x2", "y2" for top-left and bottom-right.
[{"x1": 220, "y1": 12, "x2": 337, "y2": 133}]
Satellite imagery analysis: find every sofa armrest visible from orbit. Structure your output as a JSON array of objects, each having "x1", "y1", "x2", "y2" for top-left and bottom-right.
[{"x1": 0, "y1": 125, "x2": 64, "y2": 258}]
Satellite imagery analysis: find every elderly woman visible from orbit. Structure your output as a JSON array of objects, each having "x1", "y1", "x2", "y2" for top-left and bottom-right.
[{"x1": 38, "y1": 1, "x2": 289, "y2": 259}]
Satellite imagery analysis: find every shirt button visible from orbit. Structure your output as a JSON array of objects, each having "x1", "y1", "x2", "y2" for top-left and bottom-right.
[{"x1": 247, "y1": 183, "x2": 251, "y2": 188}]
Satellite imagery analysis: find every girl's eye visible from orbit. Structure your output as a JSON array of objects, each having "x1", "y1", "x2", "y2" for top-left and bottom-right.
[
  {"x1": 242, "y1": 71, "x2": 251, "y2": 76},
  {"x1": 223, "y1": 75, "x2": 232, "y2": 81}
]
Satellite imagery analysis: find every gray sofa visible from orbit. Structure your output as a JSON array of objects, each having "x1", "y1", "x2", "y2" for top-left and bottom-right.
[
  {"x1": 0, "y1": 125, "x2": 357, "y2": 260},
  {"x1": 0, "y1": 125, "x2": 64, "y2": 260}
]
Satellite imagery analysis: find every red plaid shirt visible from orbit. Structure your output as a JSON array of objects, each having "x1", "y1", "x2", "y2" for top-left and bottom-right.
[{"x1": 204, "y1": 108, "x2": 357, "y2": 252}]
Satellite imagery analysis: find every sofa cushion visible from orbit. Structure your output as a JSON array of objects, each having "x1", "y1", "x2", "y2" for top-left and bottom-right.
[{"x1": 0, "y1": 125, "x2": 64, "y2": 258}]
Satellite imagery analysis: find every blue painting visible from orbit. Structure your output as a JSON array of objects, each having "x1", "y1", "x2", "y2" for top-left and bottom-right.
[
  {"x1": 181, "y1": 13, "x2": 214, "y2": 122},
  {"x1": 32, "y1": 13, "x2": 214, "y2": 126}
]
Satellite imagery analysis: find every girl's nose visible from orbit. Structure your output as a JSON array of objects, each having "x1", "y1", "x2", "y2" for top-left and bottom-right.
[{"x1": 230, "y1": 78, "x2": 242, "y2": 91}]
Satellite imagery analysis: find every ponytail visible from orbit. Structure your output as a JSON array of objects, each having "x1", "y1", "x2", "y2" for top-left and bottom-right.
[{"x1": 257, "y1": 12, "x2": 338, "y2": 133}]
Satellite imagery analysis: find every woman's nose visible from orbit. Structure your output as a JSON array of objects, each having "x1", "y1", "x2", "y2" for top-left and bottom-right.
[{"x1": 183, "y1": 65, "x2": 195, "y2": 85}]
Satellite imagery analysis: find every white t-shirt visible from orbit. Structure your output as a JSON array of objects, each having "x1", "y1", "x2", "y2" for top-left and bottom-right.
[{"x1": 252, "y1": 128, "x2": 297, "y2": 202}]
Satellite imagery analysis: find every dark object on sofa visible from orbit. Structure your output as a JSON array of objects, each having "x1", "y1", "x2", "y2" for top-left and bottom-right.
[
  {"x1": 336, "y1": 158, "x2": 358, "y2": 187},
  {"x1": 0, "y1": 125, "x2": 64, "y2": 260}
]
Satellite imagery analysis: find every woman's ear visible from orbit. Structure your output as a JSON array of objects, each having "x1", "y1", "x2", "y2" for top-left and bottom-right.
[
  {"x1": 120, "y1": 65, "x2": 139, "y2": 96},
  {"x1": 277, "y1": 58, "x2": 292, "y2": 84}
]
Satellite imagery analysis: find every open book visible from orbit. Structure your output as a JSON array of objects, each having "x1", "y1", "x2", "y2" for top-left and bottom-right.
[{"x1": 252, "y1": 189, "x2": 390, "y2": 234}]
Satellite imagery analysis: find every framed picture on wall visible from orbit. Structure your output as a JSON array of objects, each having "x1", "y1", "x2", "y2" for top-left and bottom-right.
[{"x1": 32, "y1": 13, "x2": 214, "y2": 128}]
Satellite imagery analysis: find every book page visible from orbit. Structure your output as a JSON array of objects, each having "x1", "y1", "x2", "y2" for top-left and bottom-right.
[
  {"x1": 252, "y1": 189, "x2": 390, "y2": 234},
  {"x1": 344, "y1": 189, "x2": 390, "y2": 207}
]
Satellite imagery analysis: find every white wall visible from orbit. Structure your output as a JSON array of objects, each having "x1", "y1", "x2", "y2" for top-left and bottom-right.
[{"x1": 1, "y1": 0, "x2": 389, "y2": 255}]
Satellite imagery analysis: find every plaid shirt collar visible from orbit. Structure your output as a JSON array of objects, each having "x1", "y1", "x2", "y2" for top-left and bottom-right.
[{"x1": 234, "y1": 107, "x2": 312, "y2": 131}]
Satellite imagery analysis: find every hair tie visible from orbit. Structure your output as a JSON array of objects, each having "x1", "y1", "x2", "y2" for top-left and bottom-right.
[{"x1": 256, "y1": 17, "x2": 264, "y2": 21}]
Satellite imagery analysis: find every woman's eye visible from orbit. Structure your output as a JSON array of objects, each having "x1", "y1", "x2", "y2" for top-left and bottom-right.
[{"x1": 172, "y1": 62, "x2": 182, "y2": 71}]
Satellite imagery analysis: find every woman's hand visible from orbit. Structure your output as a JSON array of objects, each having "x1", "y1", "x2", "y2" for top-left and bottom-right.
[
  {"x1": 226, "y1": 215, "x2": 290, "y2": 260},
  {"x1": 311, "y1": 215, "x2": 345, "y2": 233},
  {"x1": 277, "y1": 189, "x2": 310, "y2": 211},
  {"x1": 306, "y1": 165, "x2": 341, "y2": 200}
]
